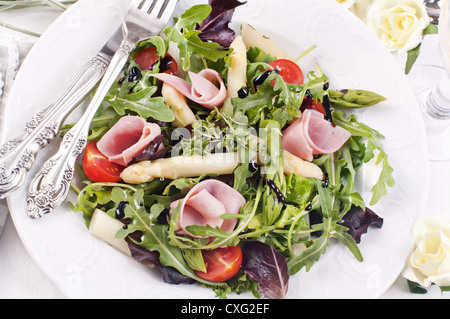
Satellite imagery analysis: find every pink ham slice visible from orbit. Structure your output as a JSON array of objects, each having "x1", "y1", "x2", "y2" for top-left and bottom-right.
[
  {"x1": 170, "y1": 179, "x2": 246, "y2": 238},
  {"x1": 282, "y1": 109, "x2": 351, "y2": 162},
  {"x1": 151, "y1": 69, "x2": 227, "y2": 110},
  {"x1": 97, "y1": 115, "x2": 161, "y2": 166}
]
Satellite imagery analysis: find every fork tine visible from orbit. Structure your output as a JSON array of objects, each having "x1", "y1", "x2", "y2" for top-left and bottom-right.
[
  {"x1": 157, "y1": 0, "x2": 178, "y2": 21},
  {"x1": 137, "y1": 0, "x2": 160, "y2": 16},
  {"x1": 137, "y1": 0, "x2": 146, "y2": 10},
  {"x1": 138, "y1": 0, "x2": 177, "y2": 20},
  {"x1": 156, "y1": 0, "x2": 170, "y2": 18},
  {"x1": 146, "y1": 0, "x2": 158, "y2": 14}
]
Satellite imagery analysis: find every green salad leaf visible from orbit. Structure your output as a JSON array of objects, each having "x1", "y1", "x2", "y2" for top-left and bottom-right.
[
  {"x1": 105, "y1": 83, "x2": 175, "y2": 123},
  {"x1": 333, "y1": 110, "x2": 395, "y2": 205},
  {"x1": 287, "y1": 180, "x2": 363, "y2": 275},
  {"x1": 164, "y1": 4, "x2": 232, "y2": 71}
]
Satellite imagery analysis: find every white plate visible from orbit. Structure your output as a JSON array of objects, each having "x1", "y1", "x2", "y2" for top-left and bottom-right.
[{"x1": 4, "y1": 0, "x2": 430, "y2": 299}]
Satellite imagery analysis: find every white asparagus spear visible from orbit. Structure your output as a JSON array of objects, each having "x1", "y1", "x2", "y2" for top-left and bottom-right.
[
  {"x1": 89, "y1": 209, "x2": 131, "y2": 257},
  {"x1": 121, "y1": 153, "x2": 239, "y2": 184},
  {"x1": 121, "y1": 151, "x2": 323, "y2": 184},
  {"x1": 227, "y1": 36, "x2": 248, "y2": 98},
  {"x1": 161, "y1": 82, "x2": 196, "y2": 128},
  {"x1": 283, "y1": 150, "x2": 324, "y2": 179}
]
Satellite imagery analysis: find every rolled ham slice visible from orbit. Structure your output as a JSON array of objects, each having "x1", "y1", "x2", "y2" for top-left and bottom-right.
[
  {"x1": 97, "y1": 116, "x2": 161, "y2": 166},
  {"x1": 170, "y1": 179, "x2": 246, "y2": 238},
  {"x1": 282, "y1": 109, "x2": 351, "y2": 162},
  {"x1": 151, "y1": 69, "x2": 227, "y2": 110}
]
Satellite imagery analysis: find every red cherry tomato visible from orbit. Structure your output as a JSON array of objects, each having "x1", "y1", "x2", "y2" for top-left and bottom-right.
[
  {"x1": 269, "y1": 59, "x2": 304, "y2": 85},
  {"x1": 134, "y1": 47, "x2": 178, "y2": 75},
  {"x1": 82, "y1": 141, "x2": 125, "y2": 183},
  {"x1": 195, "y1": 245, "x2": 243, "y2": 282}
]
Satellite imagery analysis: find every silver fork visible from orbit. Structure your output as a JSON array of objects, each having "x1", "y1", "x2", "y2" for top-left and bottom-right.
[{"x1": 27, "y1": 0, "x2": 178, "y2": 218}]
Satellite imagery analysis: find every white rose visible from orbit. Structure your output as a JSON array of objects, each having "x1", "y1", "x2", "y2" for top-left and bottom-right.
[
  {"x1": 335, "y1": 0, "x2": 361, "y2": 9},
  {"x1": 350, "y1": 0, "x2": 372, "y2": 21},
  {"x1": 402, "y1": 211, "x2": 450, "y2": 288},
  {"x1": 365, "y1": 0, "x2": 430, "y2": 53}
]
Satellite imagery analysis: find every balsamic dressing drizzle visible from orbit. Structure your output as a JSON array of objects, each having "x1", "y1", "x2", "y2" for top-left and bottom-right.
[
  {"x1": 266, "y1": 179, "x2": 285, "y2": 205},
  {"x1": 238, "y1": 87, "x2": 250, "y2": 99},
  {"x1": 150, "y1": 56, "x2": 175, "y2": 73},
  {"x1": 115, "y1": 201, "x2": 129, "y2": 220},
  {"x1": 118, "y1": 66, "x2": 142, "y2": 84},
  {"x1": 322, "y1": 83, "x2": 334, "y2": 124},
  {"x1": 253, "y1": 70, "x2": 272, "y2": 87},
  {"x1": 322, "y1": 173, "x2": 329, "y2": 188},
  {"x1": 128, "y1": 66, "x2": 142, "y2": 82},
  {"x1": 159, "y1": 56, "x2": 174, "y2": 73},
  {"x1": 249, "y1": 159, "x2": 259, "y2": 173}
]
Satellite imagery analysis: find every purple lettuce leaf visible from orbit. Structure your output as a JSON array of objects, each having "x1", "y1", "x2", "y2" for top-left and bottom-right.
[
  {"x1": 339, "y1": 206, "x2": 384, "y2": 244},
  {"x1": 241, "y1": 241, "x2": 289, "y2": 299},
  {"x1": 199, "y1": 0, "x2": 247, "y2": 48},
  {"x1": 134, "y1": 134, "x2": 168, "y2": 163},
  {"x1": 126, "y1": 237, "x2": 161, "y2": 268}
]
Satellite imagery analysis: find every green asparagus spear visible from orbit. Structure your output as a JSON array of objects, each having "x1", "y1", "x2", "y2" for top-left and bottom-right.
[{"x1": 329, "y1": 89, "x2": 387, "y2": 109}]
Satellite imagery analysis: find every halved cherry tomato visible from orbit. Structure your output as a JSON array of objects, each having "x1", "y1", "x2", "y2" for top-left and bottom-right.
[
  {"x1": 301, "y1": 97, "x2": 326, "y2": 115},
  {"x1": 134, "y1": 47, "x2": 178, "y2": 75},
  {"x1": 82, "y1": 141, "x2": 125, "y2": 183},
  {"x1": 269, "y1": 59, "x2": 304, "y2": 85},
  {"x1": 195, "y1": 245, "x2": 243, "y2": 282}
]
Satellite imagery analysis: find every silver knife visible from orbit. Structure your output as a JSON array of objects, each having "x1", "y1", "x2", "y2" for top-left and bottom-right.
[{"x1": 0, "y1": 27, "x2": 123, "y2": 199}]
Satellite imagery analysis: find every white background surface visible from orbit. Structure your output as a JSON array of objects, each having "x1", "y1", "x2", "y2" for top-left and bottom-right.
[{"x1": 0, "y1": 5, "x2": 449, "y2": 299}]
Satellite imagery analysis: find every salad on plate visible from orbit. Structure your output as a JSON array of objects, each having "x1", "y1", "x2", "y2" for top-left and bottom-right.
[{"x1": 66, "y1": 0, "x2": 394, "y2": 299}]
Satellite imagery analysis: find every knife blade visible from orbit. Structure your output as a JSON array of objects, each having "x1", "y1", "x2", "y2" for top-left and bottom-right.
[{"x1": 0, "y1": 26, "x2": 123, "y2": 199}]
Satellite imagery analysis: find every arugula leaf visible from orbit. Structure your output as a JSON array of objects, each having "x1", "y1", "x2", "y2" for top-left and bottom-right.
[
  {"x1": 369, "y1": 151, "x2": 395, "y2": 206},
  {"x1": 287, "y1": 181, "x2": 362, "y2": 275},
  {"x1": 105, "y1": 82, "x2": 175, "y2": 123},
  {"x1": 287, "y1": 229, "x2": 329, "y2": 274},
  {"x1": 212, "y1": 271, "x2": 260, "y2": 299},
  {"x1": 332, "y1": 110, "x2": 394, "y2": 205},
  {"x1": 108, "y1": 93, "x2": 174, "y2": 123},
  {"x1": 132, "y1": 36, "x2": 168, "y2": 59},
  {"x1": 247, "y1": 47, "x2": 276, "y2": 64}
]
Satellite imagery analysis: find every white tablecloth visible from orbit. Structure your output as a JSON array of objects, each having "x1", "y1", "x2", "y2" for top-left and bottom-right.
[{"x1": 0, "y1": 7, "x2": 449, "y2": 299}]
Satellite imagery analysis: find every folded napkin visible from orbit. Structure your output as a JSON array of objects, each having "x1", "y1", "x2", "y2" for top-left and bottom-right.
[{"x1": 0, "y1": 28, "x2": 35, "y2": 236}]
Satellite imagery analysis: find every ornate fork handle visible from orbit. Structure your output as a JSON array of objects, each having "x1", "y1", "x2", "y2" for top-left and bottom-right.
[
  {"x1": 0, "y1": 54, "x2": 110, "y2": 199},
  {"x1": 27, "y1": 38, "x2": 136, "y2": 218}
]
